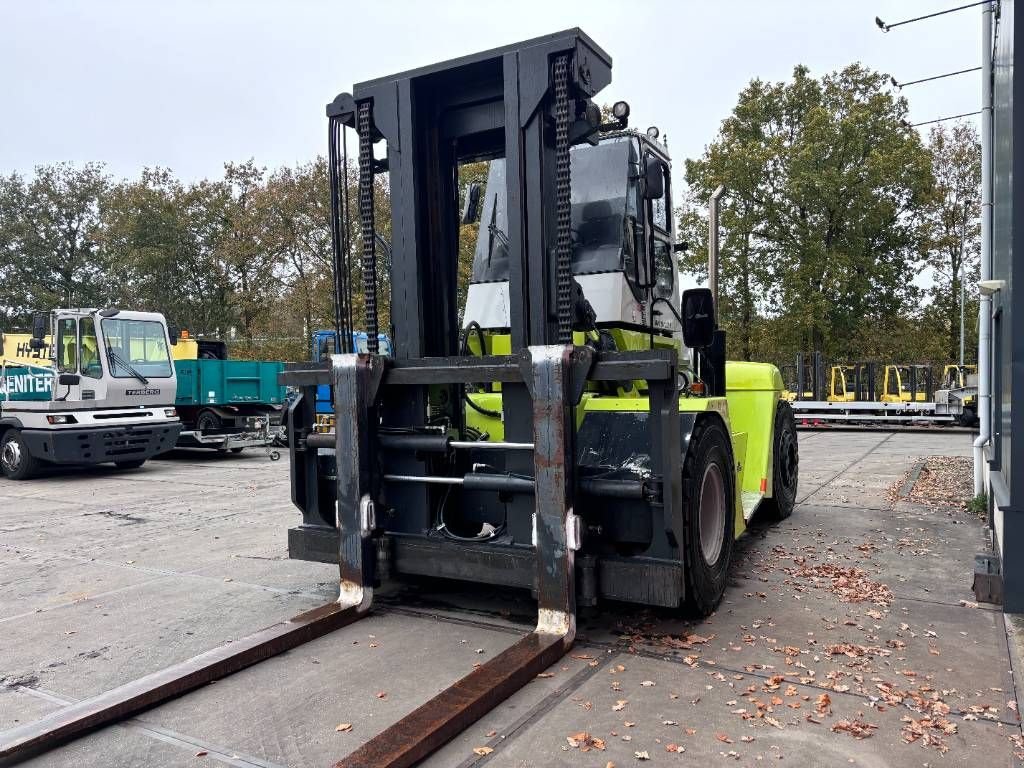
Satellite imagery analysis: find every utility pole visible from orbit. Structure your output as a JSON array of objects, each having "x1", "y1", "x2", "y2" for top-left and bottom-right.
[
  {"x1": 708, "y1": 185, "x2": 726, "y2": 308},
  {"x1": 959, "y1": 199, "x2": 967, "y2": 367}
]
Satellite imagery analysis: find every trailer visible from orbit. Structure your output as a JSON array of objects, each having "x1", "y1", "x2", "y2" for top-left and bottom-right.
[
  {"x1": 0, "y1": 309, "x2": 182, "y2": 479},
  {"x1": 784, "y1": 352, "x2": 978, "y2": 427},
  {"x1": 171, "y1": 338, "x2": 287, "y2": 451},
  {"x1": 1, "y1": 30, "x2": 798, "y2": 766}
]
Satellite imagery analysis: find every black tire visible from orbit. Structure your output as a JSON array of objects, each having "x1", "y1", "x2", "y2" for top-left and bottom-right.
[
  {"x1": 760, "y1": 400, "x2": 799, "y2": 521},
  {"x1": 229, "y1": 447, "x2": 244, "y2": 454},
  {"x1": 195, "y1": 410, "x2": 222, "y2": 433},
  {"x1": 115, "y1": 459, "x2": 146, "y2": 470},
  {"x1": 0, "y1": 429, "x2": 39, "y2": 480},
  {"x1": 959, "y1": 406, "x2": 977, "y2": 428},
  {"x1": 682, "y1": 417, "x2": 735, "y2": 617}
]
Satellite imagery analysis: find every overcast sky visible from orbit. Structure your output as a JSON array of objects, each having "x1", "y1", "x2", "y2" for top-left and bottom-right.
[{"x1": 0, "y1": 0, "x2": 984, "y2": 184}]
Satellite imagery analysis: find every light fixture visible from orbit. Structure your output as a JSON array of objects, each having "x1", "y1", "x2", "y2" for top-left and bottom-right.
[
  {"x1": 875, "y1": 16, "x2": 888, "y2": 31},
  {"x1": 612, "y1": 101, "x2": 630, "y2": 120},
  {"x1": 646, "y1": 126, "x2": 660, "y2": 140},
  {"x1": 978, "y1": 279, "x2": 1006, "y2": 295}
]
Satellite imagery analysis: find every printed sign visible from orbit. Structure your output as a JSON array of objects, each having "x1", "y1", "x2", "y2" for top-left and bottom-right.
[
  {"x1": 0, "y1": 334, "x2": 54, "y2": 367},
  {"x1": 0, "y1": 366, "x2": 53, "y2": 402}
]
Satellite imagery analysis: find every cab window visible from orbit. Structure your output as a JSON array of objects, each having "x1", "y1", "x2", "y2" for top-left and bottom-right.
[
  {"x1": 652, "y1": 240, "x2": 674, "y2": 299},
  {"x1": 56, "y1": 318, "x2": 77, "y2": 373},
  {"x1": 646, "y1": 154, "x2": 674, "y2": 299},
  {"x1": 101, "y1": 319, "x2": 173, "y2": 378},
  {"x1": 80, "y1": 317, "x2": 102, "y2": 379},
  {"x1": 651, "y1": 160, "x2": 670, "y2": 233}
]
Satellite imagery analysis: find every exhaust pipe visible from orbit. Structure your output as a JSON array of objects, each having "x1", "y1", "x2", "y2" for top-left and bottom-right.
[{"x1": 708, "y1": 185, "x2": 727, "y2": 306}]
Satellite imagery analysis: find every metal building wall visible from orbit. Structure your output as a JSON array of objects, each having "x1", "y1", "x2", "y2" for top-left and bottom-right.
[{"x1": 991, "y1": 0, "x2": 1024, "y2": 610}]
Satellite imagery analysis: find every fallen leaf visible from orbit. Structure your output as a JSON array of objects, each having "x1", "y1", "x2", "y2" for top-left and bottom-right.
[
  {"x1": 815, "y1": 693, "x2": 832, "y2": 716},
  {"x1": 832, "y1": 718, "x2": 878, "y2": 739},
  {"x1": 613, "y1": 699, "x2": 628, "y2": 711},
  {"x1": 376, "y1": 691, "x2": 388, "y2": 699},
  {"x1": 641, "y1": 680, "x2": 656, "y2": 687},
  {"x1": 486, "y1": 730, "x2": 497, "y2": 737},
  {"x1": 665, "y1": 743, "x2": 685, "y2": 753},
  {"x1": 195, "y1": 751, "x2": 208, "y2": 758},
  {"x1": 635, "y1": 751, "x2": 651, "y2": 760},
  {"x1": 536, "y1": 672, "x2": 554, "y2": 678},
  {"x1": 472, "y1": 746, "x2": 493, "y2": 756},
  {"x1": 715, "y1": 733, "x2": 734, "y2": 744},
  {"x1": 335, "y1": 723, "x2": 352, "y2": 732},
  {"x1": 566, "y1": 731, "x2": 605, "y2": 752}
]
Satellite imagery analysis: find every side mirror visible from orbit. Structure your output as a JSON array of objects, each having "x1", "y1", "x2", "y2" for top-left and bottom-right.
[
  {"x1": 58, "y1": 373, "x2": 80, "y2": 386},
  {"x1": 168, "y1": 324, "x2": 180, "y2": 346},
  {"x1": 30, "y1": 313, "x2": 47, "y2": 348},
  {"x1": 681, "y1": 288, "x2": 716, "y2": 349},
  {"x1": 642, "y1": 159, "x2": 665, "y2": 200},
  {"x1": 673, "y1": 241, "x2": 688, "y2": 254},
  {"x1": 462, "y1": 182, "x2": 482, "y2": 225}
]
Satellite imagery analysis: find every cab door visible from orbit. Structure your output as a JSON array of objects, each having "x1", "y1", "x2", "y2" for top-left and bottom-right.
[
  {"x1": 642, "y1": 150, "x2": 676, "y2": 333},
  {"x1": 54, "y1": 316, "x2": 83, "y2": 402}
]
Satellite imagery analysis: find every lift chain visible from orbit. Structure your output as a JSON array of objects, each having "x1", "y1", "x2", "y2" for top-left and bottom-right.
[
  {"x1": 357, "y1": 100, "x2": 380, "y2": 355},
  {"x1": 553, "y1": 53, "x2": 573, "y2": 345},
  {"x1": 328, "y1": 115, "x2": 354, "y2": 354}
]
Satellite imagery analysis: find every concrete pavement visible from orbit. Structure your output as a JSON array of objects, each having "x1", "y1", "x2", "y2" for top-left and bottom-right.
[{"x1": 0, "y1": 431, "x2": 1015, "y2": 767}]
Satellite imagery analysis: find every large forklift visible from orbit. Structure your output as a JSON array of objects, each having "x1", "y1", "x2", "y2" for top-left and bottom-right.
[{"x1": 0, "y1": 30, "x2": 797, "y2": 768}]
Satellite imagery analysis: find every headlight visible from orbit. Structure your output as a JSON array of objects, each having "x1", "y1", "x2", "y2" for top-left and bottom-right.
[
  {"x1": 164, "y1": 408, "x2": 178, "y2": 418},
  {"x1": 46, "y1": 414, "x2": 76, "y2": 424}
]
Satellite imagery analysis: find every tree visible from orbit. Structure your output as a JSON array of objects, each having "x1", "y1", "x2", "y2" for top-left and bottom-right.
[
  {"x1": 0, "y1": 163, "x2": 111, "y2": 325},
  {"x1": 101, "y1": 168, "x2": 234, "y2": 334},
  {"x1": 682, "y1": 64, "x2": 935, "y2": 361},
  {"x1": 261, "y1": 158, "x2": 334, "y2": 351},
  {"x1": 215, "y1": 160, "x2": 282, "y2": 343},
  {"x1": 922, "y1": 122, "x2": 981, "y2": 363}
]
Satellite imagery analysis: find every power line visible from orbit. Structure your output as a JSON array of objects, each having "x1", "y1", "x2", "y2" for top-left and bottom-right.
[
  {"x1": 910, "y1": 110, "x2": 982, "y2": 127},
  {"x1": 892, "y1": 67, "x2": 982, "y2": 89},
  {"x1": 876, "y1": 1, "x2": 992, "y2": 32}
]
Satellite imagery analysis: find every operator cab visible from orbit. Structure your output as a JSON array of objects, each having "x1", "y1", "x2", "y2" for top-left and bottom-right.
[
  {"x1": 48, "y1": 309, "x2": 176, "y2": 409},
  {"x1": 463, "y1": 133, "x2": 680, "y2": 339}
]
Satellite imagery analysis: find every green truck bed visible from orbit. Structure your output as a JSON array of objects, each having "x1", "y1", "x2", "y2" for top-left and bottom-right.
[{"x1": 174, "y1": 359, "x2": 286, "y2": 407}]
